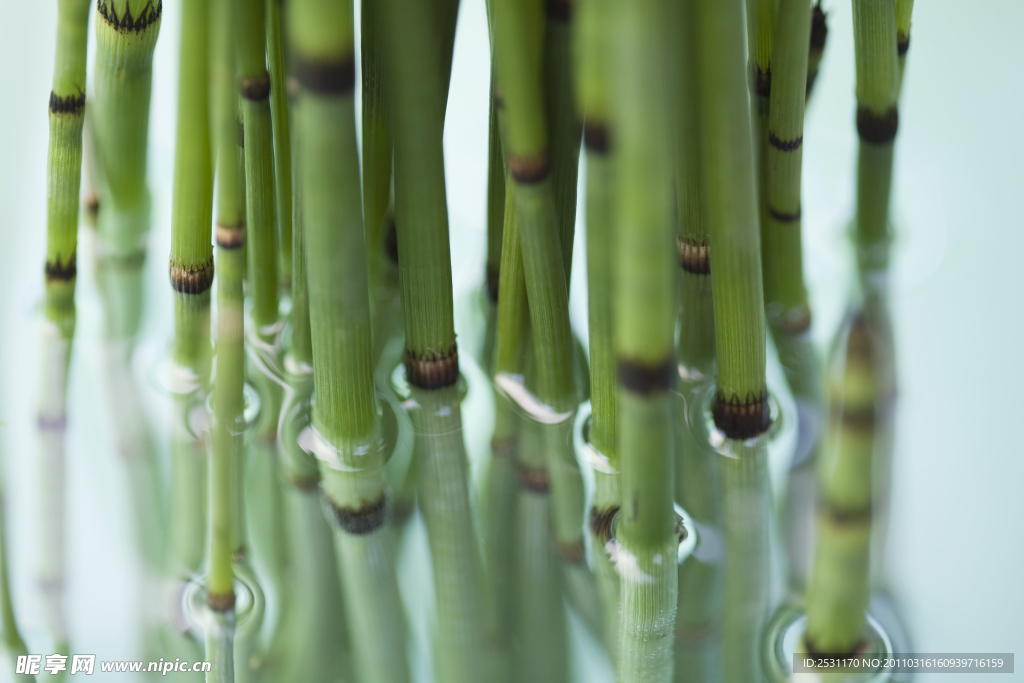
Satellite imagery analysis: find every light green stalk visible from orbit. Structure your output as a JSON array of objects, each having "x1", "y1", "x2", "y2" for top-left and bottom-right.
[
  {"x1": 167, "y1": 0, "x2": 214, "y2": 584},
  {"x1": 37, "y1": 0, "x2": 90, "y2": 660},
  {"x1": 896, "y1": 0, "x2": 914, "y2": 93},
  {"x1": 804, "y1": 314, "x2": 880, "y2": 653},
  {"x1": 290, "y1": 2, "x2": 410, "y2": 681},
  {"x1": 853, "y1": 0, "x2": 900, "y2": 284},
  {"x1": 696, "y1": 1, "x2": 772, "y2": 681},
  {"x1": 381, "y1": 0, "x2": 486, "y2": 679},
  {"x1": 671, "y1": 1, "x2": 721, "y2": 680},
  {"x1": 747, "y1": 0, "x2": 775, "y2": 310},
  {"x1": 92, "y1": 0, "x2": 160, "y2": 340},
  {"x1": 266, "y1": 0, "x2": 293, "y2": 289},
  {"x1": 611, "y1": 0, "x2": 678, "y2": 680}
]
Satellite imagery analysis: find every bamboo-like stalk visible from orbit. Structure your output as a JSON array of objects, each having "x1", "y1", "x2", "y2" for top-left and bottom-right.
[
  {"x1": 852, "y1": 0, "x2": 900, "y2": 284},
  {"x1": 167, "y1": 0, "x2": 214, "y2": 584},
  {"x1": 611, "y1": 0, "x2": 678, "y2": 679},
  {"x1": 807, "y1": 3, "x2": 828, "y2": 99},
  {"x1": 266, "y1": 0, "x2": 293, "y2": 290},
  {"x1": 671, "y1": 1, "x2": 722, "y2": 679},
  {"x1": 804, "y1": 313, "x2": 880, "y2": 653},
  {"x1": 92, "y1": 0, "x2": 161, "y2": 340},
  {"x1": 896, "y1": 0, "x2": 915, "y2": 93},
  {"x1": 37, "y1": 0, "x2": 91, "y2": 659},
  {"x1": 696, "y1": 1, "x2": 772, "y2": 681},
  {"x1": 361, "y1": 0, "x2": 392, "y2": 279},
  {"x1": 574, "y1": 0, "x2": 620, "y2": 656},
  {"x1": 289, "y1": 2, "x2": 410, "y2": 682},
  {"x1": 381, "y1": 0, "x2": 486, "y2": 679}
]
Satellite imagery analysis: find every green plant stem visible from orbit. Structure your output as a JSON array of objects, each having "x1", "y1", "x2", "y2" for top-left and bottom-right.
[
  {"x1": 896, "y1": 0, "x2": 914, "y2": 93},
  {"x1": 804, "y1": 314, "x2": 880, "y2": 653},
  {"x1": 361, "y1": 0, "x2": 392, "y2": 277},
  {"x1": 853, "y1": 0, "x2": 899, "y2": 283},
  {"x1": 1, "y1": 466, "x2": 31, "y2": 681},
  {"x1": 205, "y1": 608, "x2": 236, "y2": 683},
  {"x1": 236, "y1": 0, "x2": 279, "y2": 335},
  {"x1": 807, "y1": 3, "x2": 828, "y2": 99},
  {"x1": 266, "y1": 0, "x2": 293, "y2": 290},
  {"x1": 485, "y1": 86, "x2": 505, "y2": 303},
  {"x1": 611, "y1": 0, "x2": 678, "y2": 680},
  {"x1": 92, "y1": 0, "x2": 160, "y2": 340},
  {"x1": 747, "y1": 0, "x2": 774, "y2": 309},
  {"x1": 697, "y1": 0, "x2": 769, "y2": 439},
  {"x1": 290, "y1": 2, "x2": 410, "y2": 681}
]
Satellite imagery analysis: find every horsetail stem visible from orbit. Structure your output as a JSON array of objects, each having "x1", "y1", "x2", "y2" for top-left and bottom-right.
[
  {"x1": 290, "y1": 2, "x2": 410, "y2": 681},
  {"x1": 266, "y1": 0, "x2": 293, "y2": 290},
  {"x1": 896, "y1": 0, "x2": 915, "y2": 92},
  {"x1": 611, "y1": 0, "x2": 678, "y2": 679},
  {"x1": 361, "y1": 0, "x2": 392, "y2": 273},
  {"x1": 697, "y1": 0, "x2": 768, "y2": 439},
  {"x1": 45, "y1": 0, "x2": 90, "y2": 339},
  {"x1": 853, "y1": 0, "x2": 899, "y2": 282},
  {"x1": 765, "y1": 0, "x2": 812, "y2": 332},
  {"x1": 804, "y1": 313, "x2": 881, "y2": 653},
  {"x1": 236, "y1": 0, "x2": 279, "y2": 335},
  {"x1": 92, "y1": 0, "x2": 161, "y2": 340}
]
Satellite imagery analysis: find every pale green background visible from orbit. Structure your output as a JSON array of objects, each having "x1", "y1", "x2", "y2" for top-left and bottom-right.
[{"x1": 0, "y1": 0, "x2": 1021, "y2": 681}]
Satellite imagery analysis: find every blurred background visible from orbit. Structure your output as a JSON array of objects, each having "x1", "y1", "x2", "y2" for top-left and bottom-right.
[{"x1": 0, "y1": 0, "x2": 1022, "y2": 680}]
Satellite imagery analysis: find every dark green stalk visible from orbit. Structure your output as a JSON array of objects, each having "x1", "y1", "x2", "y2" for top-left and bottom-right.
[
  {"x1": 361, "y1": 0, "x2": 392, "y2": 276},
  {"x1": 167, "y1": 0, "x2": 214, "y2": 583},
  {"x1": 0, "y1": 463, "x2": 31, "y2": 681},
  {"x1": 575, "y1": 0, "x2": 619, "y2": 656},
  {"x1": 671, "y1": 1, "x2": 721, "y2": 680},
  {"x1": 611, "y1": 0, "x2": 678, "y2": 679},
  {"x1": 92, "y1": 0, "x2": 161, "y2": 340},
  {"x1": 804, "y1": 313, "x2": 880, "y2": 653},
  {"x1": 290, "y1": 2, "x2": 409, "y2": 681},
  {"x1": 485, "y1": 87, "x2": 505, "y2": 304},
  {"x1": 381, "y1": 1, "x2": 486, "y2": 679},
  {"x1": 266, "y1": 0, "x2": 293, "y2": 290},
  {"x1": 853, "y1": 0, "x2": 900, "y2": 284},
  {"x1": 807, "y1": 3, "x2": 828, "y2": 99},
  {"x1": 896, "y1": 0, "x2": 914, "y2": 93}
]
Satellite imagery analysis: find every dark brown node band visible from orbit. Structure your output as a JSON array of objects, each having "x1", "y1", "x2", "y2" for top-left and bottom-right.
[
  {"x1": 518, "y1": 463, "x2": 550, "y2": 493},
  {"x1": 856, "y1": 106, "x2": 899, "y2": 144},
  {"x1": 753, "y1": 66, "x2": 771, "y2": 98},
  {"x1": 768, "y1": 132, "x2": 802, "y2": 153},
  {"x1": 583, "y1": 121, "x2": 609, "y2": 154},
  {"x1": 774, "y1": 305, "x2": 812, "y2": 336},
  {"x1": 897, "y1": 33, "x2": 910, "y2": 56},
  {"x1": 403, "y1": 346, "x2": 459, "y2": 389},
  {"x1": 45, "y1": 254, "x2": 77, "y2": 283},
  {"x1": 294, "y1": 55, "x2": 356, "y2": 95},
  {"x1": 85, "y1": 193, "x2": 100, "y2": 219},
  {"x1": 486, "y1": 264, "x2": 499, "y2": 302},
  {"x1": 239, "y1": 74, "x2": 271, "y2": 101},
  {"x1": 206, "y1": 590, "x2": 236, "y2": 613},
  {"x1": 618, "y1": 356, "x2": 675, "y2": 396},
  {"x1": 810, "y1": 3, "x2": 828, "y2": 53},
  {"x1": 169, "y1": 261, "x2": 214, "y2": 295},
  {"x1": 546, "y1": 0, "x2": 571, "y2": 22},
  {"x1": 822, "y1": 502, "x2": 872, "y2": 526},
  {"x1": 330, "y1": 493, "x2": 389, "y2": 535},
  {"x1": 97, "y1": 0, "x2": 162, "y2": 32},
  {"x1": 508, "y1": 152, "x2": 550, "y2": 184},
  {"x1": 712, "y1": 390, "x2": 770, "y2": 440},
  {"x1": 216, "y1": 223, "x2": 246, "y2": 250},
  {"x1": 589, "y1": 505, "x2": 618, "y2": 545},
  {"x1": 49, "y1": 91, "x2": 85, "y2": 115},
  {"x1": 555, "y1": 540, "x2": 585, "y2": 564},
  {"x1": 768, "y1": 205, "x2": 801, "y2": 222},
  {"x1": 677, "y1": 236, "x2": 710, "y2": 275}
]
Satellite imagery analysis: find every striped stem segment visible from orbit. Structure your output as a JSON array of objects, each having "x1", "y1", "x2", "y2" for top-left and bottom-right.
[
  {"x1": 92, "y1": 0, "x2": 161, "y2": 340},
  {"x1": 361, "y1": 0, "x2": 392, "y2": 277},
  {"x1": 611, "y1": 0, "x2": 679, "y2": 680},
  {"x1": 853, "y1": 0, "x2": 900, "y2": 284},
  {"x1": 748, "y1": 0, "x2": 775, "y2": 309},
  {"x1": 696, "y1": 0, "x2": 769, "y2": 439},
  {"x1": 266, "y1": 0, "x2": 293, "y2": 289},
  {"x1": 289, "y1": 2, "x2": 410, "y2": 681},
  {"x1": 804, "y1": 313, "x2": 882, "y2": 653}
]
